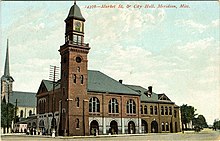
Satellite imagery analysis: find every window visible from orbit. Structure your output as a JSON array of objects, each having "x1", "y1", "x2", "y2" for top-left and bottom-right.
[
  {"x1": 154, "y1": 106, "x2": 157, "y2": 115},
  {"x1": 73, "y1": 35, "x2": 82, "y2": 45},
  {"x1": 20, "y1": 110, "x2": 24, "y2": 118},
  {"x1": 29, "y1": 110, "x2": 32, "y2": 116},
  {"x1": 126, "y1": 99, "x2": 136, "y2": 114},
  {"x1": 76, "y1": 97, "x2": 79, "y2": 107},
  {"x1": 162, "y1": 122, "x2": 165, "y2": 131},
  {"x1": 161, "y1": 106, "x2": 164, "y2": 115},
  {"x1": 150, "y1": 106, "x2": 153, "y2": 115},
  {"x1": 109, "y1": 98, "x2": 119, "y2": 113},
  {"x1": 140, "y1": 105, "x2": 143, "y2": 114},
  {"x1": 77, "y1": 67, "x2": 80, "y2": 72},
  {"x1": 63, "y1": 87, "x2": 65, "y2": 95},
  {"x1": 166, "y1": 122, "x2": 169, "y2": 131},
  {"x1": 89, "y1": 97, "x2": 100, "y2": 113},
  {"x1": 165, "y1": 106, "x2": 168, "y2": 115},
  {"x1": 144, "y1": 105, "x2": 147, "y2": 114},
  {"x1": 169, "y1": 107, "x2": 172, "y2": 115},
  {"x1": 80, "y1": 75, "x2": 83, "y2": 84},
  {"x1": 174, "y1": 110, "x2": 177, "y2": 118},
  {"x1": 73, "y1": 74, "x2": 76, "y2": 83},
  {"x1": 76, "y1": 118, "x2": 79, "y2": 128}
]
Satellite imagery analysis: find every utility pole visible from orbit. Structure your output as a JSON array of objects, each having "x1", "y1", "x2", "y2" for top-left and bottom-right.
[{"x1": 49, "y1": 65, "x2": 59, "y2": 137}]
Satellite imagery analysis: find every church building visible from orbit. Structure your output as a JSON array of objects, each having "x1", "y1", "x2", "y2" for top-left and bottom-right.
[{"x1": 36, "y1": 2, "x2": 181, "y2": 136}]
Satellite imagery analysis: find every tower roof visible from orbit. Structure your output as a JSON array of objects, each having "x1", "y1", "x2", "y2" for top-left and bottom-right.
[
  {"x1": 1, "y1": 39, "x2": 14, "y2": 82},
  {"x1": 4, "y1": 39, "x2": 10, "y2": 77},
  {"x1": 66, "y1": 2, "x2": 85, "y2": 21}
]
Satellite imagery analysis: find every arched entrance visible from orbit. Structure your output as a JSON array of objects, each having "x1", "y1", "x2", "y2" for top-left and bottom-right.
[
  {"x1": 175, "y1": 122, "x2": 178, "y2": 133},
  {"x1": 39, "y1": 120, "x2": 46, "y2": 135},
  {"x1": 90, "y1": 120, "x2": 99, "y2": 135},
  {"x1": 128, "y1": 121, "x2": 136, "y2": 134},
  {"x1": 110, "y1": 120, "x2": 118, "y2": 134},
  {"x1": 151, "y1": 121, "x2": 158, "y2": 133},
  {"x1": 141, "y1": 120, "x2": 148, "y2": 133}
]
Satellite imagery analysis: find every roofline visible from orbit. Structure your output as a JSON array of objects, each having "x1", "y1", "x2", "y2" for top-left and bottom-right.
[
  {"x1": 87, "y1": 90, "x2": 141, "y2": 96},
  {"x1": 12, "y1": 91, "x2": 36, "y2": 94},
  {"x1": 141, "y1": 100, "x2": 175, "y2": 104}
]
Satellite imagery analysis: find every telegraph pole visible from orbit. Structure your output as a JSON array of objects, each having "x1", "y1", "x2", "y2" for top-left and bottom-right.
[{"x1": 49, "y1": 65, "x2": 59, "y2": 137}]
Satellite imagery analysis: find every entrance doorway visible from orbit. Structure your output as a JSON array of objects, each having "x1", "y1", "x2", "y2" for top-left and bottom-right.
[
  {"x1": 151, "y1": 121, "x2": 158, "y2": 133},
  {"x1": 110, "y1": 120, "x2": 118, "y2": 134},
  {"x1": 141, "y1": 120, "x2": 148, "y2": 133},
  {"x1": 90, "y1": 120, "x2": 99, "y2": 135},
  {"x1": 128, "y1": 121, "x2": 136, "y2": 134}
]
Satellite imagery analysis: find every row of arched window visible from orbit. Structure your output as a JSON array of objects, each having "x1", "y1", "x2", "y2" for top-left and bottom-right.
[
  {"x1": 89, "y1": 97, "x2": 136, "y2": 114},
  {"x1": 73, "y1": 74, "x2": 84, "y2": 84},
  {"x1": 141, "y1": 105, "x2": 177, "y2": 117},
  {"x1": 20, "y1": 110, "x2": 33, "y2": 118},
  {"x1": 38, "y1": 99, "x2": 46, "y2": 114},
  {"x1": 161, "y1": 122, "x2": 169, "y2": 131}
]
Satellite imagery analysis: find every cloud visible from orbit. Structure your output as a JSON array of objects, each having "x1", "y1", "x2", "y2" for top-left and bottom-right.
[
  {"x1": 211, "y1": 19, "x2": 220, "y2": 27},
  {"x1": 175, "y1": 19, "x2": 207, "y2": 34}
]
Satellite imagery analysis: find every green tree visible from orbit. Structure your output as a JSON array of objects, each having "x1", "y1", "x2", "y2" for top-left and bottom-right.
[
  {"x1": 193, "y1": 115, "x2": 208, "y2": 128},
  {"x1": 180, "y1": 104, "x2": 197, "y2": 130},
  {"x1": 1, "y1": 101, "x2": 15, "y2": 133},
  {"x1": 213, "y1": 120, "x2": 220, "y2": 130}
]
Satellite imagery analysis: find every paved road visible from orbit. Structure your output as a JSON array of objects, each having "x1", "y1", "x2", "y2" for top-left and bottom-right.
[{"x1": 1, "y1": 129, "x2": 220, "y2": 141}]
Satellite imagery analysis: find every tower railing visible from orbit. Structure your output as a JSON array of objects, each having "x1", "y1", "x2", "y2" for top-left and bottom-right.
[{"x1": 66, "y1": 40, "x2": 89, "y2": 48}]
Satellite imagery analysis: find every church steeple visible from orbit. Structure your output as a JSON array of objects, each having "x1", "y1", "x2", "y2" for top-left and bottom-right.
[
  {"x1": 4, "y1": 39, "x2": 10, "y2": 77},
  {"x1": 1, "y1": 39, "x2": 14, "y2": 102}
]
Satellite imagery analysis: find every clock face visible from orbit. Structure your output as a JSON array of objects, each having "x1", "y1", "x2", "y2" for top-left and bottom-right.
[
  {"x1": 75, "y1": 21, "x2": 81, "y2": 28},
  {"x1": 74, "y1": 21, "x2": 82, "y2": 32}
]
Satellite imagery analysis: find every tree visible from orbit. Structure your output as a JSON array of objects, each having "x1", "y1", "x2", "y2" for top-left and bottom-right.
[
  {"x1": 180, "y1": 104, "x2": 197, "y2": 130},
  {"x1": 193, "y1": 115, "x2": 208, "y2": 128},
  {"x1": 1, "y1": 101, "x2": 15, "y2": 133},
  {"x1": 213, "y1": 120, "x2": 220, "y2": 130}
]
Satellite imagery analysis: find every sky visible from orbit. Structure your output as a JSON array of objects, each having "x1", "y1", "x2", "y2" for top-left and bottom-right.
[{"x1": 1, "y1": 1, "x2": 219, "y2": 125}]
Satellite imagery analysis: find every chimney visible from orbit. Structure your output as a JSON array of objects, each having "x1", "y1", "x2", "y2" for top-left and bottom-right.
[
  {"x1": 119, "y1": 80, "x2": 123, "y2": 84},
  {"x1": 148, "y1": 86, "x2": 152, "y2": 94}
]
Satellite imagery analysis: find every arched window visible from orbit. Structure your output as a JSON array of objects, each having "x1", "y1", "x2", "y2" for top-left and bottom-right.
[
  {"x1": 161, "y1": 106, "x2": 164, "y2": 115},
  {"x1": 89, "y1": 97, "x2": 100, "y2": 113},
  {"x1": 80, "y1": 75, "x2": 83, "y2": 84},
  {"x1": 76, "y1": 97, "x2": 79, "y2": 107},
  {"x1": 174, "y1": 110, "x2": 177, "y2": 118},
  {"x1": 77, "y1": 67, "x2": 80, "y2": 72},
  {"x1": 162, "y1": 122, "x2": 165, "y2": 131},
  {"x1": 29, "y1": 110, "x2": 32, "y2": 116},
  {"x1": 165, "y1": 106, "x2": 168, "y2": 115},
  {"x1": 169, "y1": 107, "x2": 172, "y2": 115},
  {"x1": 144, "y1": 105, "x2": 147, "y2": 114},
  {"x1": 150, "y1": 106, "x2": 153, "y2": 115},
  {"x1": 109, "y1": 98, "x2": 119, "y2": 113},
  {"x1": 166, "y1": 122, "x2": 169, "y2": 131},
  {"x1": 76, "y1": 118, "x2": 79, "y2": 128},
  {"x1": 73, "y1": 74, "x2": 76, "y2": 83},
  {"x1": 154, "y1": 106, "x2": 157, "y2": 115},
  {"x1": 20, "y1": 110, "x2": 24, "y2": 118},
  {"x1": 126, "y1": 99, "x2": 136, "y2": 114},
  {"x1": 140, "y1": 105, "x2": 143, "y2": 114}
]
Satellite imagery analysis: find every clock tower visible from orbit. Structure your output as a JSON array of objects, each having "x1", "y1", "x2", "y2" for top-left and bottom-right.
[{"x1": 59, "y1": 2, "x2": 90, "y2": 136}]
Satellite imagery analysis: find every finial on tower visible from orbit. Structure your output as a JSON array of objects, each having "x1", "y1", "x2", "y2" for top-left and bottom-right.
[{"x1": 74, "y1": 0, "x2": 76, "y2": 5}]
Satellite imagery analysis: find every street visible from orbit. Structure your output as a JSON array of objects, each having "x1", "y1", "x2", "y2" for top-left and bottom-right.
[{"x1": 1, "y1": 129, "x2": 220, "y2": 141}]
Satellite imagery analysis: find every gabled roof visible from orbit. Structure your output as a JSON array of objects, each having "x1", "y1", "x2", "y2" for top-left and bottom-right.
[
  {"x1": 37, "y1": 80, "x2": 60, "y2": 94},
  {"x1": 88, "y1": 70, "x2": 140, "y2": 96},
  {"x1": 125, "y1": 85, "x2": 159, "y2": 102},
  {"x1": 9, "y1": 91, "x2": 36, "y2": 107},
  {"x1": 125, "y1": 84, "x2": 174, "y2": 104}
]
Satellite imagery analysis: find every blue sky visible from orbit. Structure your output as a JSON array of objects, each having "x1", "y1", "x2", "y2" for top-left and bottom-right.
[{"x1": 1, "y1": 1, "x2": 219, "y2": 125}]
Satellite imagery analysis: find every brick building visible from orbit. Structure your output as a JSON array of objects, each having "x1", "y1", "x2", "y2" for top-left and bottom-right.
[{"x1": 36, "y1": 2, "x2": 181, "y2": 136}]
